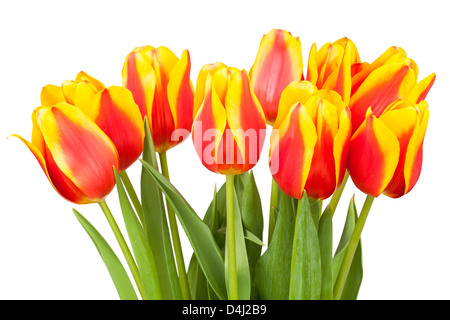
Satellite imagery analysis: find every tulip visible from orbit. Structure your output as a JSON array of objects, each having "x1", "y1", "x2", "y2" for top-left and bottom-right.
[
  {"x1": 349, "y1": 46, "x2": 435, "y2": 132},
  {"x1": 192, "y1": 67, "x2": 267, "y2": 175},
  {"x1": 41, "y1": 71, "x2": 144, "y2": 171},
  {"x1": 306, "y1": 37, "x2": 360, "y2": 105},
  {"x1": 269, "y1": 82, "x2": 352, "y2": 200},
  {"x1": 249, "y1": 28, "x2": 303, "y2": 125},
  {"x1": 122, "y1": 45, "x2": 194, "y2": 153},
  {"x1": 192, "y1": 66, "x2": 266, "y2": 299},
  {"x1": 347, "y1": 99, "x2": 429, "y2": 198},
  {"x1": 12, "y1": 102, "x2": 119, "y2": 204}
]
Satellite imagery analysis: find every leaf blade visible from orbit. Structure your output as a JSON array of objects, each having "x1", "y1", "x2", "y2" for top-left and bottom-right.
[{"x1": 73, "y1": 209, "x2": 138, "y2": 300}]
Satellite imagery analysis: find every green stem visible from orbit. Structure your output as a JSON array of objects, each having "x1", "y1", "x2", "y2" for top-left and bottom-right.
[
  {"x1": 226, "y1": 174, "x2": 239, "y2": 300},
  {"x1": 98, "y1": 200, "x2": 145, "y2": 299},
  {"x1": 158, "y1": 151, "x2": 191, "y2": 300},
  {"x1": 333, "y1": 194, "x2": 375, "y2": 300},
  {"x1": 329, "y1": 170, "x2": 349, "y2": 216},
  {"x1": 268, "y1": 178, "x2": 279, "y2": 245},
  {"x1": 119, "y1": 170, "x2": 144, "y2": 226}
]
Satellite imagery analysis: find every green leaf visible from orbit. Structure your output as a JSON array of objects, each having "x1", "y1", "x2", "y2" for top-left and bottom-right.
[
  {"x1": 73, "y1": 209, "x2": 138, "y2": 300},
  {"x1": 240, "y1": 171, "x2": 264, "y2": 299},
  {"x1": 333, "y1": 195, "x2": 357, "y2": 287},
  {"x1": 115, "y1": 168, "x2": 161, "y2": 300},
  {"x1": 289, "y1": 192, "x2": 322, "y2": 300},
  {"x1": 254, "y1": 191, "x2": 295, "y2": 299},
  {"x1": 140, "y1": 118, "x2": 181, "y2": 300},
  {"x1": 140, "y1": 159, "x2": 227, "y2": 300},
  {"x1": 333, "y1": 195, "x2": 363, "y2": 300},
  {"x1": 318, "y1": 205, "x2": 333, "y2": 300}
]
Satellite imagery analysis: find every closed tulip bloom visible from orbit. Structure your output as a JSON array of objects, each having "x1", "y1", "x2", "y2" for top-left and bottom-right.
[
  {"x1": 13, "y1": 103, "x2": 119, "y2": 204},
  {"x1": 270, "y1": 83, "x2": 352, "y2": 200},
  {"x1": 347, "y1": 99, "x2": 429, "y2": 198},
  {"x1": 192, "y1": 67, "x2": 266, "y2": 175},
  {"x1": 249, "y1": 28, "x2": 303, "y2": 125},
  {"x1": 349, "y1": 46, "x2": 435, "y2": 132},
  {"x1": 307, "y1": 37, "x2": 360, "y2": 104},
  {"x1": 41, "y1": 72, "x2": 144, "y2": 171},
  {"x1": 122, "y1": 45, "x2": 194, "y2": 153}
]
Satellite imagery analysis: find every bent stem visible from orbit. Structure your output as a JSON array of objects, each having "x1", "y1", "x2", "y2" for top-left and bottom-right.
[
  {"x1": 226, "y1": 174, "x2": 239, "y2": 300},
  {"x1": 98, "y1": 199, "x2": 145, "y2": 299},
  {"x1": 329, "y1": 170, "x2": 350, "y2": 216},
  {"x1": 158, "y1": 151, "x2": 191, "y2": 300},
  {"x1": 333, "y1": 194, "x2": 375, "y2": 300}
]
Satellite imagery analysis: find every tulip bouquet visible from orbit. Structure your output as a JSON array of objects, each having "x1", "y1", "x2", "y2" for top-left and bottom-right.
[{"x1": 11, "y1": 28, "x2": 435, "y2": 301}]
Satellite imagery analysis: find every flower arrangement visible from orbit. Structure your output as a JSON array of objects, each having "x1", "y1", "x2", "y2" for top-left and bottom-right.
[{"x1": 10, "y1": 28, "x2": 435, "y2": 301}]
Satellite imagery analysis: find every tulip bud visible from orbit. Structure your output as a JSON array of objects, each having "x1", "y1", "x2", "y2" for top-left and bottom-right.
[
  {"x1": 347, "y1": 99, "x2": 429, "y2": 198},
  {"x1": 192, "y1": 67, "x2": 266, "y2": 175},
  {"x1": 41, "y1": 72, "x2": 144, "y2": 171},
  {"x1": 122, "y1": 45, "x2": 194, "y2": 153},
  {"x1": 350, "y1": 46, "x2": 435, "y2": 132},
  {"x1": 249, "y1": 28, "x2": 303, "y2": 125},
  {"x1": 13, "y1": 103, "x2": 119, "y2": 204},
  {"x1": 270, "y1": 83, "x2": 352, "y2": 200},
  {"x1": 307, "y1": 37, "x2": 360, "y2": 105}
]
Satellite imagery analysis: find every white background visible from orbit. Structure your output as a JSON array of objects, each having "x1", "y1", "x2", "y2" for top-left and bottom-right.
[{"x1": 0, "y1": 0, "x2": 449, "y2": 300}]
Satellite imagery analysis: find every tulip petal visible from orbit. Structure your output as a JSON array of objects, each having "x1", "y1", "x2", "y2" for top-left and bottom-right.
[
  {"x1": 250, "y1": 28, "x2": 303, "y2": 124},
  {"x1": 122, "y1": 46, "x2": 156, "y2": 121},
  {"x1": 274, "y1": 81, "x2": 317, "y2": 129},
  {"x1": 408, "y1": 73, "x2": 436, "y2": 104},
  {"x1": 347, "y1": 110, "x2": 400, "y2": 197},
  {"x1": 383, "y1": 101, "x2": 429, "y2": 197},
  {"x1": 40, "y1": 84, "x2": 65, "y2": 107},
  {"x1": 404, "y1": 102, "x2": 429, "y2": 194},
  {"x1": 89, "y1": 86, "x2": 145, "y2": 171},
  {"x1": 304, "y1": 98, "x2": 339, "y2": 199},
  {"x1": 11, "y1": 132, "x2": 88, "y2": 204},
  {"x1": 322, "y1": 41, "x2": 352, "y2": 104},
  {"x1": 379, "y1": 105, "x2": 418, "y2": 197},
  {"x1": 38, "y1": 102, "x2": 118, "y2": 202},
  {"x1": 270, "y1": 103, "x2": 317, "y2": 199},
  {"x1": 349, "y1": 63, "x2": 417, "y2": 132},
  {"x1": 192, "y1": 75, "x2": 227, "y2": 174},
  {"x1": 75, "y1": 71, "x2": 106, "y2": 91},
  {"x1": 333, "y1": 106, "x2": 352, "y2": 189},
  {"x1": 167, "y1": 49, "x2": 194, "y2": 132},
  {"x1": 225, "y1": 70, "x2": 266, "y2": 171},
  {"x1": 193, "y1": 62, "x2": 227, "y2": 118}
]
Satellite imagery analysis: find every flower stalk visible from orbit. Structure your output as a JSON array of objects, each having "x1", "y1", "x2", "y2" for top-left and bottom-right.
[{"x1": 159, "y1": 151, "x2": 191, "y2": 300}]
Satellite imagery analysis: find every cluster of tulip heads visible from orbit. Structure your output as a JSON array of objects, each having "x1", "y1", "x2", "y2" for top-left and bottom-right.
[
  {"x1": 12, "y1": 28, "x2": 435, "y2": 300},
  {"x1": 15, "y1": 28, "x2": 435, "y2": 205}
]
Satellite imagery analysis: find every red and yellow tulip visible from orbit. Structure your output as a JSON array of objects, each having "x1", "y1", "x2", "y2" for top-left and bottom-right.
[
  {"x1": 249, "y1": 28, "x2": 303, "y2": 125},
  {"x1": 269, "y1": 81, "x2": 352, "y2": 200},
  {"x1": 306, "y1": 37, "x2": 360, "y2": 105},
  {"x1": 13, "y1": 103, "x2": 119, "y2": 204},
  {"x1": 192, "y1": 67, "x2": 266, "y2": 175},
  {"x1": 41, "y1": 72, "x2": 144, "y2": 171},
  {"x1": 349, "y1": 46, "x2": 435, "y2": 132},
  {"x1": 122, "y1": 45, "x2": 194, "y2": 153},
  {"x1": 347, "y1": 99, "x2": 429, "y2": 198}
]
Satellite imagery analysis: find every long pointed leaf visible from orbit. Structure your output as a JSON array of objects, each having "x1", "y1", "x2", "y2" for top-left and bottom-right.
[
  {"x1": 140, "y1": 118, "x2": 181, "y2": 299},
  {"x1": 115, "y1": 169, "x2": 161, "y2": 300},
  {"x1": 73, "y1": 209, "x2": 138, "y2": 300},
  {"x1": 333, "y1": 195, "x2": 363, "y2": 300},
  {"x1": 140, "y1": 159, "x2": 227, "y2": 300},
  {"x1": 254, "y1": 191, "x2": 295, "y2": 299},
  {"x1": 318, "y1": 205, "x2": 333, "y2": 300},
  {"x1": 289, "y1": 192, "x2": 322, "y2": 300}
]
